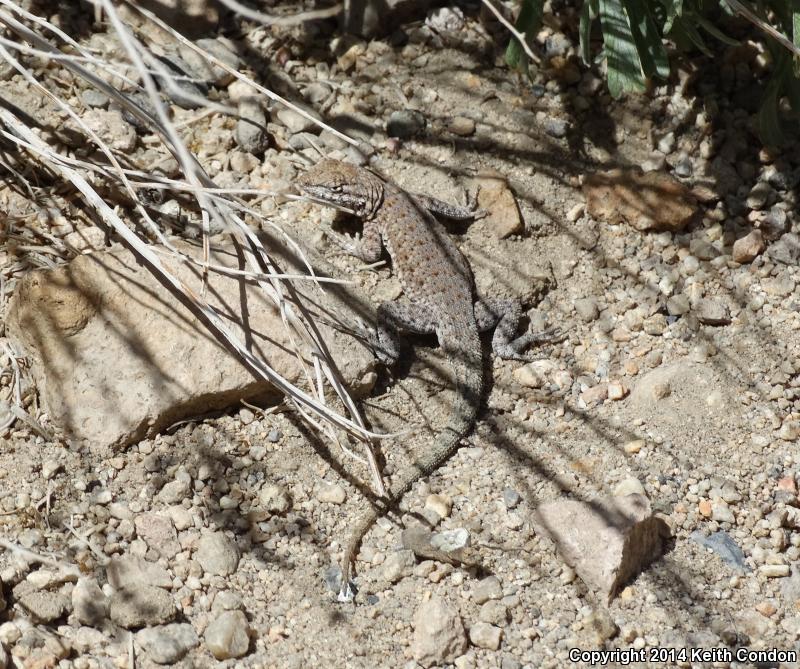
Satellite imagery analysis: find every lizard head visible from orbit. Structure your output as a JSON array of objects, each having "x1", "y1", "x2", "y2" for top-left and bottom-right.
[{"x1": 297, "y1": 158, "x2": 383, "y2": 217}]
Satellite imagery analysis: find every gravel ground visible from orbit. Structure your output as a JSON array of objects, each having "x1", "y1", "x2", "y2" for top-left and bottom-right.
[{"x1": 1, "y1": 3, "x2": 800, "y2": 669}]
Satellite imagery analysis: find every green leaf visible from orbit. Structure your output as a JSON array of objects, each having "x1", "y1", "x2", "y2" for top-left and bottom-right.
[
  {"x1": 719, "y1": 0, "x2": 736, "y2": 17},
  {"x1": 792, "y1": 0, "x2": 800, "y2": 76},
  {"x1": 505, "y1": 0, "x2": 544, "y2": 71},
  {"x1": 794, "y1": 0, "x2": 800, "y2": 46},
  {"x1": 758, "y1": 52, "x2": 791, "y2": 145},
  {"x1": 661, "y1": 0, "x2": 685, "y2": 32},
  {"x1": 580, "y1": 1, "x2": 593, "y2": 64},
  {"x1": 599, "y1": 0, "x2": 647, "y2": 97},
  {"x1": 759, "y1": 82, "x2": 784, "y2": 146},
  {"x1": 785, "y1": 67, "x2": 800, "y2": 112},
  {"x1": 626, "y1": 1, "x2": 671, "y2": 79},
  {"x1": 693, "y1": 13, "x2": 740, "y2": 46},
  {"x1": 670, "y1": 13, "x2": 713, "y2": 56}
]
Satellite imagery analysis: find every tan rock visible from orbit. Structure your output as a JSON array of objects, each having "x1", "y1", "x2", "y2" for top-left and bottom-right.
[
  {"x1": 411, "y1": 595, "x2": 468, "y2": 667},
  {"x1": 7, "y1": 236, "x2": 374, "y2": 449},
  {"x1": 469, "y1": 622, "x2": 503, "y2": 650},
  {"x1": 732, "y1": 230, "x2": 765, "y2": 263},
  {"x1": 205, "y1": 610, "x2": 250, "y2": 660},
  {"x1": 72, "y1": 577, "x2": 108, "y2": 627},
  {"x1": 447, "y1": 116, "x2": 476, "y2": 136},
  {"x1": 607, "y1": 380, "x2": 628, "y2": 401},
  {"x1": 580, "y1": 383, "x2": 608, "y2": 406},
  {"x1": 623, "y1": 439, "x2": 644, "y2": 454},
  {"x1": 583, "y1": 169, "x2": 697, "y2": 232},
  {"x1": 109, "y1": 585, "x2": 177, "y2": 629},
  {"x1": 134, "y1": 513, "x2": 179, "y2": 559},
  {"x1": 470, "y1": 172, "x2": 523, "y2": 238},
  {"x1": 755, "y1": 601, "x2": 777, "y2": 617},
  {"x1": 107, "y1": 555, "x2": 172, "y2": 590},
  {"x1": 531, "y1": 494, "x2": 669, "y2": 602}
]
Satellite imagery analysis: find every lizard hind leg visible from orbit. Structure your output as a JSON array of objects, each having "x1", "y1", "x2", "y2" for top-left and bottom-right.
[
  {"x1": 475, "y1": 297, "x2": 562, "y2": 362},
  {"x1": 371, "y1": 301, "x2": 436, "y2": 366}
]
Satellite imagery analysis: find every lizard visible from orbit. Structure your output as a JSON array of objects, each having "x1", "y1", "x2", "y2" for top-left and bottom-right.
[{"x1": 297, "y1": 158, "x2": 560, "y2": 600}]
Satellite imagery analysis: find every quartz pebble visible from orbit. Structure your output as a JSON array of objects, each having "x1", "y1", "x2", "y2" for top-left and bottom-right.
[
  {"x1": 316, "y1": 482, "x2": 347, "y2": 505},
  {"x1": 136, "y1": 623, "x2": 199, "y2": 664},
  {"x1": 195, "y1": 532, "x2": 240, "y2": 576},
  {"x1": 204, "y1": 610, "x2": 250, "y2": 660},
  {"x1": 469, "y1": 622, "x2": 503, "y2": 650}
]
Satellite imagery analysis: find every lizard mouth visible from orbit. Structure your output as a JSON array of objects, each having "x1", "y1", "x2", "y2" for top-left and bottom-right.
[{"x1": 296, "y1": 185, "x2": 331, "y2": 203}]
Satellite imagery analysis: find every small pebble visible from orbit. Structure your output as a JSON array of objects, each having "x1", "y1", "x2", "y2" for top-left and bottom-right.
[
  {"x1": 425, "y1": 493, "x2": 452, "y2": 518},
  {"x1": 566, "y1": 203, "x2": 585, "y2": 222},
  {"x1": 760, "y1": 564, "x2": 790, "y2": 578},
  {"x1": 448, "y1": 116, "x2": 475, "y2": 136},
  {"x1": 503, "y1": 488, "x2": 521, "y2": 509},
  {"x1": 732, "y1": 230, "x2": 765, "y2": 263},
  {"x1": 411, "y1": 596, "x2": 468, "y2": 666},
  {"x1": 259, "y1": 484, "x2": 291, "y2": 514},
  {"x1": 195, "y1": 532, "x2": 240, "y2": 576},
  {"x1": 316, "y1": 482, "x2": 347, "y2": 505},
  {"x1": 204, "y1": 610, "x2": 250, "y2": 660},
  {"x1": 387, "y1": 110, "x2": 426, "y2": 139},
  {"x1": 473, "y1": 576, "x2": 502, "y2": 604},
  {"x1": 41, "y1": 460, "x2": 61, "y2": 480},
  {"x1": 469, "y1": 622, "x2": 503, "y2": 650},
  {"x1": 136, "y1": 623, "x2": 199, "y2": 664}
]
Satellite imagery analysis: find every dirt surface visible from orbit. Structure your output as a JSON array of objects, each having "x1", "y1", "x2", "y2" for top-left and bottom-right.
[{"x1": 1, "y1": 3, "x2": 800, "y2": 669}]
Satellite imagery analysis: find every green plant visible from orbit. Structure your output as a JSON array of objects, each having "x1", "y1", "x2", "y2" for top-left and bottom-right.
[{"x1": 505, "y1": 0, "x2": 800, "y2": 143}]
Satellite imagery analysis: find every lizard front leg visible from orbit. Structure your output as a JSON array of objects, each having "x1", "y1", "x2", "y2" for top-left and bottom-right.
[
  {"x1": 475, "y1": 297, "x2": 562, "y2": 361},
  {"x1": 327, "y1": 217, "x2": 383, "y2": 263},
  {"x1": 412, "y1": 191, "x2": 486, "y2": 221}
]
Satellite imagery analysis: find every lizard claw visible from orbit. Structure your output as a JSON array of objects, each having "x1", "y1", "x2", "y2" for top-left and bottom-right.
[
  {"x1": 348, "y1": 321, "x2": 397, "y2": 366},
  {"x1": 465, "y1": 186, "x2": 487, "y2": 220},
  {"x1": 326, "y1": 229, "x2": 362, "y2": 255},
  {"x1": 494, "y1": 327, "x2": 566, "y2": 362},
  {"x1": 337, "y1": 580, "x2": 356, "y2": 603},
  {"x1": 522, "y1": 327, "x2": 566, "y2": 346}
]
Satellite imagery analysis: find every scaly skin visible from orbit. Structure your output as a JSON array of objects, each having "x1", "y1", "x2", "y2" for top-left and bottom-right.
[{"x1": 298, "y1": 159, "x2": 556, "y2": 600}]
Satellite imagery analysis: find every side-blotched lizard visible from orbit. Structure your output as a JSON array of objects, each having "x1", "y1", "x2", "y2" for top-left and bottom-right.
[{"x1": 298, "y1": 159, "x2": 559, "y2": 600}]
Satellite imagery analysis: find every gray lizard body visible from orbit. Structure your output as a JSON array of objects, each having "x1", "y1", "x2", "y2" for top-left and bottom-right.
[{"x1": 298, "y1": 159, "x2": 557, "y2": 600}]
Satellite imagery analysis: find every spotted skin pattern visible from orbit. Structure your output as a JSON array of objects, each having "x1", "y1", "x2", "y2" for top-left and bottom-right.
[{"x1": 297, "y1": 159, "x2": 558, "y2": 600}]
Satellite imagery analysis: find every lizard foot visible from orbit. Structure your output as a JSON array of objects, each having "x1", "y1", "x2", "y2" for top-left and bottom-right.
[
  {"x1": 345, "y1": 321, "x2": 398, "y2": 366},
  {"x1": 325, "y1": 229, "x2": 363, "y2": 256},
  {"x1": 466, "y1": 186, "x2": 487, "y2": 220},
  {"x1": 494, "y1": 327, "x2": 565, "y2": 362}
]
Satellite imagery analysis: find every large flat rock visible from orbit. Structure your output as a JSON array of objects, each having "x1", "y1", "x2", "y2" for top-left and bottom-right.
[
  {"x1": 532, "y1": 494, "x2": 669, "y2": 602},
  {"x1": 7, "y1": 234, "x2": 375, "y2": 449}
]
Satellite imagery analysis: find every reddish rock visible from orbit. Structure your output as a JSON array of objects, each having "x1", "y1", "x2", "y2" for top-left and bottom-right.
[
  {"x1": 583, "y1": 169, "x2": 697, "y2": 232},
  {"x1": 732, "y1": 230, "x2": 765, "y2": 263}
]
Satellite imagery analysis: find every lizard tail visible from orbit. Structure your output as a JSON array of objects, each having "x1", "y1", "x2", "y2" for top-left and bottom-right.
[{"x1": 339, "y1": 325, "x2": 483, "y2": 601}]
